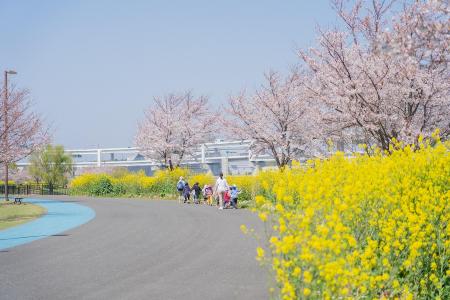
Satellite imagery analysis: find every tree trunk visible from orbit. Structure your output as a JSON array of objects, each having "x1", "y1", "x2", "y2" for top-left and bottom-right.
[{"x1": 4, "y1": 162, "x2": 9, "y2": 201}]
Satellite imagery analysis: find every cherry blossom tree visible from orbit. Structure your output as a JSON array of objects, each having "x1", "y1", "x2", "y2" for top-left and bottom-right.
[
  {"x1": 0, "y1": 86, "x2": 49, "y2": 198},
  {"x1": 135, "y1": 91, "x2": 215, "y2": 169},
  {"x1": 224, "y1": 70, "x2": 318, "y2": 169},
  {"x1": 0, "y1": 87, "x2": 48, "y2": 160},
  {"x1": 299, "y1": 0, "x2": 450, "y2": 150}
]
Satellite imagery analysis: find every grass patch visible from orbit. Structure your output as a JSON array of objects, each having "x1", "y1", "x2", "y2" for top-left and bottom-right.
[{"x1": 0, "y1": 200, "x2": 47, "y2": 230}]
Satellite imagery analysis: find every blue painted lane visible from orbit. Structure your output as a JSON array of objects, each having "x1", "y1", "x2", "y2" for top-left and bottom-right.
[{"x1": 0, "y1": 198, "x2": 95, "y2": 250}]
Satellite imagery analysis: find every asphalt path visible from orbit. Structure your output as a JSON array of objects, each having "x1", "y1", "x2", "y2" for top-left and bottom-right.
[{"x1": 0, "y1": 196, "x2": 268, "y2": 300}]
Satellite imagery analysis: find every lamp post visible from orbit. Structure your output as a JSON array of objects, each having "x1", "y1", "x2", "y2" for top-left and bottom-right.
[{"x1": 3, "y1": 70, "x2": 17, "y2": 201}]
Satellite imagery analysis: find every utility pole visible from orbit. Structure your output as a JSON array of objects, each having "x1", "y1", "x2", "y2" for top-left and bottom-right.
[{"x1": 3, "y1": 70, "x2": 17, "y2": 201}]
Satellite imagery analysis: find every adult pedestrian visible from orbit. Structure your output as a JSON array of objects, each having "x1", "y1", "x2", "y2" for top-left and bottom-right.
[
  {"x1": 214, "y1": 172, "x2": 229, "y2": 210},
  {"x1": 176, "y1": 176, "x2": 185, "y2": 203}
]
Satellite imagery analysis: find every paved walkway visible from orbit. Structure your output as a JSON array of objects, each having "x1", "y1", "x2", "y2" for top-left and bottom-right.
[
  {"x1": 0, "y1": 199, "x2": 95, "y2": 250},
  {"x1": 0, "y1": 196, "x2": 268, "y2": 300}
]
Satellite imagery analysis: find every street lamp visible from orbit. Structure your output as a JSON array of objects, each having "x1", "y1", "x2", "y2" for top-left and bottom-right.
[{"x1": 3, "y1": 70, "x2": 17, "y2": 201}]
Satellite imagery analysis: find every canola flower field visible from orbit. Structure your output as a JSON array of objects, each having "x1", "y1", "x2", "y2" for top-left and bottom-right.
[
  {"x1": 69, "y1": 167, "x2": 266, "y2": 208},
  {"x1": 249, "y1": 136, "x2": 450, "y2": 299}
]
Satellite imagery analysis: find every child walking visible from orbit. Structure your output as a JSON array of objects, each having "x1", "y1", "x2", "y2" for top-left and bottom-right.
[
  {"x1": 223, "y1": 189, "x2": 231, "y2": 208},
  {"x1": 202, "y1": 184, "x2": 213, "y2": 205},
  {"x1": 230, "y1": 185, "x2": 241, "y2": 209},
  {"x1": 183, "y1": 182, "x2": 191, "y2": 203},
  {"x1": 192, "y1": 182, "x2": 201, "y2": 204}
]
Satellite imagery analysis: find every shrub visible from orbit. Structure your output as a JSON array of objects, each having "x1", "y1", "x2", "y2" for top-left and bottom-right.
[
  {"x1": 150, "y1": 168, "x2": 189, "y2": 197},
  {"x1": 90, "y1": 175, "x2": 114, "y2": 196},
  {"x1": 70, "y1": 173, "x2": 100, "y2": 195},
  {"x1": 69, "y1": 168, "x2": 190, "y2": 198}
]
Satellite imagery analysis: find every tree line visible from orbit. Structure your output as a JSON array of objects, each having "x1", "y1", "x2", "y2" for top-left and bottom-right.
[
  {"x1": 1, "y1": 0, "x2": 448, "y2": 184},
  {"x1": 135, "y1": 0, "x2": 450, "y2": 169}
]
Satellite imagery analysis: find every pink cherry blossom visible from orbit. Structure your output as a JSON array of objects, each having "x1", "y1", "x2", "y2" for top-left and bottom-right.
[
  {"x1": 135, "y1": 91, "x2": 216, "y2": 169},
  {"x1": 0, "y1": 86, "x2": 49, "y2": 165},
  {"x1": 300, "y1": 0, "x2": 449, "y2": 150},
  {"x1": 223, "y1": 70, "x2": 320, "y2": 168}
]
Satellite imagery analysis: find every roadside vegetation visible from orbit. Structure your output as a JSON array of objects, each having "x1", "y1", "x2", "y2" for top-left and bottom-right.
[
  {"x1": 0, "y1": 201, "x2": 46, "y2": 230},
  {"x1": 28, "y1": 145, "x2": 73, "y2": 192},
  {"x1": 68, "y1": 168, "x2": 271, "y2": 209},
  {"x1": 250, "y1": 136, "x2": 450, "y2": 299}
]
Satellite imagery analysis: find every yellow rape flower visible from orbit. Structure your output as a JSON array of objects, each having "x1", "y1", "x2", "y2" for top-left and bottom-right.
[
  {"x1": 258, "y1": 212, "x2": 268, "y2": 222},
  {"x1": 248, "y1": 137, "x2": 450, "y2": 299},
  {"x1": 256, "y1": 247, "x2": 265, "y2": 261}
]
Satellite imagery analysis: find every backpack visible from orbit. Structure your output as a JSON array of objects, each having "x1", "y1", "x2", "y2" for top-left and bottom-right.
[{"x1": 177, "y1": 181, "x2": 184, "y2": 190}]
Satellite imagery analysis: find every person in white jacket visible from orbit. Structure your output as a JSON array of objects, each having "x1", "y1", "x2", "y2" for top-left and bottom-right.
[{"x1": 214, "y1": 172, "x2": 228, "y2": 210}]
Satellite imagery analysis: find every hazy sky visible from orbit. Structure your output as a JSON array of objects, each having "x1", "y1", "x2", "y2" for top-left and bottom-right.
[{"x1": 1, "y1": 0, "x2": 337, "y2": 148}]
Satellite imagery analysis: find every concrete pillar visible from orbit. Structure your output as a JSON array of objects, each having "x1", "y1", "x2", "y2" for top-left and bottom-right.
[
  {"x1": 221, "y1": 157, "x2": 229, "y2": 176},
  {"x1": 97, "y1": 149, "x2": 101, "y2": 167},
  {"x1": 201, "y1": 144, "x2": 206, "y2": 164}
]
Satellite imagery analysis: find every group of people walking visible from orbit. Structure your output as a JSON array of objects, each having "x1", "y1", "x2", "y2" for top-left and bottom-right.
[{"x1": 176, "y1": 173, "x2": 240, "y2": 209}]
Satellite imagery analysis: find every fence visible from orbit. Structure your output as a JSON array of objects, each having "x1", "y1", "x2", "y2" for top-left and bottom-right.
[{"x1": 0, "y1": 184, "x2": 69, "y2": 196}]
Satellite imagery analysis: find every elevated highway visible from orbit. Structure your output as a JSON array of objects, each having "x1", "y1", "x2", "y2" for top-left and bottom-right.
[{"x1": 17, "y1": 140, "x2": 277, "y2": 175}]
